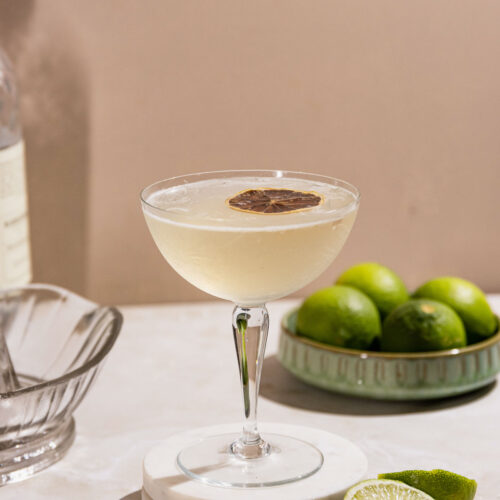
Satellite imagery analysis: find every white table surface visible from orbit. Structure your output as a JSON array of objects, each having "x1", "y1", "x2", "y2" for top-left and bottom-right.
[{"x1": 3, "y1": 296, "x2": 500, "y2": 500}]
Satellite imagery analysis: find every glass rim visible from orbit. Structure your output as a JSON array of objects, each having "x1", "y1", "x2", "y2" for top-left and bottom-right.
[{"x1": 140, "y1": 169, "x2": 360, "y2": 230}]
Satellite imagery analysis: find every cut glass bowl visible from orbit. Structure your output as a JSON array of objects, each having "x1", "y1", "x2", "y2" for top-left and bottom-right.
[{"x1": 0, "y1": 284, "x2": 122, "y2": 485}]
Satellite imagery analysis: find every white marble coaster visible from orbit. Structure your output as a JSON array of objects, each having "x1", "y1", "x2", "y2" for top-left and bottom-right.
[{"x1": 142, "y1": 423, "x2": 367, "y2": 500}]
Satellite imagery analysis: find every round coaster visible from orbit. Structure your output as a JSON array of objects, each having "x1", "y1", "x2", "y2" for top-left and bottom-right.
[{"x1": 143, "y1": 423, "x2": 367, "y2": 500}]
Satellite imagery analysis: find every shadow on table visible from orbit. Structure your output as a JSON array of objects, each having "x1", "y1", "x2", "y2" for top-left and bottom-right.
[
  {"x1": 120, "y1": 492, "x2": 142, "y2": 500},
  {"x1": 260, "y1": 354, "x2": 496, "y2": 416}
]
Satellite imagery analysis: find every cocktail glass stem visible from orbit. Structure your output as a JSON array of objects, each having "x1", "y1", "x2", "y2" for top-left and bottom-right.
[{"x1": 231, "y1": 305, "x2": 271, "y2": 459}]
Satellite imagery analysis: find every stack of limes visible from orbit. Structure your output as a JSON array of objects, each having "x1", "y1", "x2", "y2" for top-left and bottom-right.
[{"x1": 296, "y1": 262, "x2": 498, "y2": 352}]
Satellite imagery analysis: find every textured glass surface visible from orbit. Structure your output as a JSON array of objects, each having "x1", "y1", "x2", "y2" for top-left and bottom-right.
[{"x1": 0, "y1": 284, "x2": 122, "y2": 485}]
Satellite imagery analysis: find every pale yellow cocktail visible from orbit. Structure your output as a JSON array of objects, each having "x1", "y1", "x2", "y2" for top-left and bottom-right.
[{"x1": 143, "y1": 176, "x2": 357, "y2": 305}]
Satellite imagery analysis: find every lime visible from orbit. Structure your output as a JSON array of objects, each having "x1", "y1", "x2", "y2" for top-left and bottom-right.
[
  {"x1": 336, "y1": 262, "x2": 409, "y2": 318},
  {"x1": 344, "y1": 479, "x2": 434, "y2": 499},
  {"x1": 381, "y1": 299, "x2": 466, "y2": 352},
  {"x1": 379, "y1": 469, "x2": 477, "y2": 500},
  {"x1": 296, "y1": 285, "x2": 381, "y2": 349},
  {"x1": 413, "y1": 277, "x2": 496, "y2": 338}
]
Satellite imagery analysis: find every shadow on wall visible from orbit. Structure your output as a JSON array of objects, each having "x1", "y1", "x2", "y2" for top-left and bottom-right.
[{"x1": 0, "y1": 0, "x2": 89, "y2": 294}]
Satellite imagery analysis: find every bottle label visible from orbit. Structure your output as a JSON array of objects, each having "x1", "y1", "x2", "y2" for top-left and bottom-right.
[{"x1": 0, "y1": 140, "x2": 31, "y2": 287}]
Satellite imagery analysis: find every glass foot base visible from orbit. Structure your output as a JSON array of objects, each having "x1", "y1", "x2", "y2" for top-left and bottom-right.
[
  {"x1": 176, "y1": 432, "x2": 323, "y2": 488},
  {"x1": 0, "y1": 417, "x2": 75, "y2": 485},
  {"x1": 144, "y1": 423, "x2": 368, "y2": 498}
]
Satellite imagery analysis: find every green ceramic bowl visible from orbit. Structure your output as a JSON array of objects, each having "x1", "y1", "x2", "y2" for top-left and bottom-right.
[{"x1": 278, "y1": 309, "x2": 500, "y2": 400}]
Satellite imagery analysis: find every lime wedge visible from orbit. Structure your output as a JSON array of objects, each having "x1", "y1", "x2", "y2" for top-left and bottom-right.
[
  {"x1": 345, "y1": 479, "x2": 434, "y2": 499},
  {"x1": 379, "y1": 469, "x2": 477, "y2": 500}
]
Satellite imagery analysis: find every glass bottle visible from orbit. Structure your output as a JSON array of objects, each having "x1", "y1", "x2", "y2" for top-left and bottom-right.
[{"x1": 0, "y1": 49, "x2": 31, "y2": 288}]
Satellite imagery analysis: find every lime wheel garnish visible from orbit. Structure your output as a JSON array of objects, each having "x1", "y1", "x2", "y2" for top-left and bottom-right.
[{"x1": 226, "y1": 188, "x2": 323, "y2": 214}]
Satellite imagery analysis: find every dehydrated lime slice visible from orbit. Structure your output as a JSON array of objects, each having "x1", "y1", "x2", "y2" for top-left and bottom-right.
[{"x1": 226, "y1": 188, "x2": 323, "y2": 214}]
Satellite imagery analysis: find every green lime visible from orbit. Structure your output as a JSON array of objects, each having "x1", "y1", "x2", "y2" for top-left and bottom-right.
[
  {"x1": 379, "y1": 469, "x2": 477, "y2": 500},
  {"x1": 381, "y1": 299, "x2": 466, "y2": 352},
  {"x1": 344, "y1": 479, "x2": 434, "y2": 499},
  {"x1": 296, "y1": 285, "x2": 381, "y2": 349},
  {"x1": 413, "y1": 277, "x2": 496, "y2": 338},
  {"x1": 336, "y1": 262, "x2": 409, "y2": 318}
]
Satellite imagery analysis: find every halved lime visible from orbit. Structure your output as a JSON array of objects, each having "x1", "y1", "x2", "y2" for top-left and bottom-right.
[
  {"x1": 379, "y1": 469, "x2": 477, "y2": 500},
  {"x1": 345, "y1": 479, "x2": 434, "y2": 499}
]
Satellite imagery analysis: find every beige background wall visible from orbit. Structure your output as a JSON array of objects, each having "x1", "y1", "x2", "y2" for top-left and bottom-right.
[{"x1": 1, "y1": 0, "x2": 499, "y2": 305}]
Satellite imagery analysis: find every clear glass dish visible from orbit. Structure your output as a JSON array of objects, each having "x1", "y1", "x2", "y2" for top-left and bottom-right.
[{"x1": 0, "y1": 284, "x2": 122, "y2": 485}]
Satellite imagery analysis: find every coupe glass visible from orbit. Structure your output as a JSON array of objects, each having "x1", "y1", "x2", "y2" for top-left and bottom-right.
[{"x1": 140, "y1": 170, "x2": 360, "y2": 488}]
